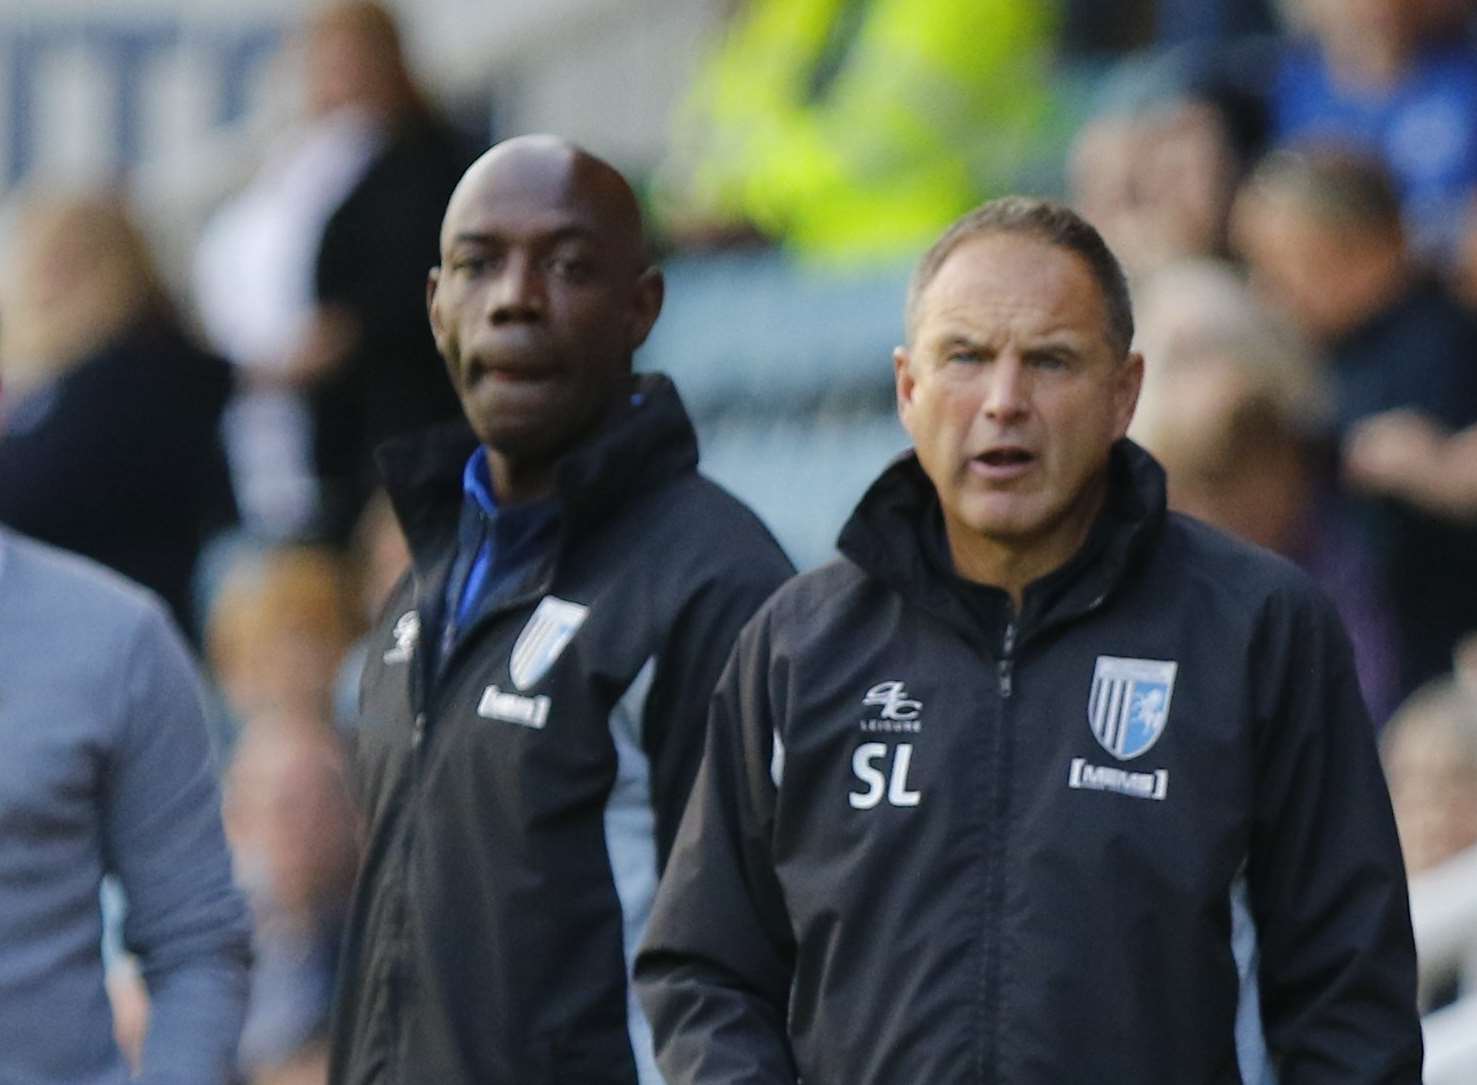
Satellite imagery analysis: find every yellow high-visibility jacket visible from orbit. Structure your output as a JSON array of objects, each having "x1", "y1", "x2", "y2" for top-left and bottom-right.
[{"x1": 663, "y1": 0, "x2": 1060, "y2": 263}]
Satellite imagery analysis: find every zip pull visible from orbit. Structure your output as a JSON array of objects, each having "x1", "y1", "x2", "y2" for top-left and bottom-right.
[
  {"x1": 998, "y1": 620, "x2": 1017, "y2": 699},
  {"x1": 411, "y1": 712, "x2": 427, "y2": 751}
]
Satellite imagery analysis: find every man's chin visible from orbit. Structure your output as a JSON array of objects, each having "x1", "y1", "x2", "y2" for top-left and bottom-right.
[
  {"x1": 477, "y1": 425, "x2": 563, "y2": 465},
  {"x1": 473, "y1": 411, "x2": 595, "y2": 469},
  {"x1": 949, "y1": 495, "x2": 1047, "y2": 544}
]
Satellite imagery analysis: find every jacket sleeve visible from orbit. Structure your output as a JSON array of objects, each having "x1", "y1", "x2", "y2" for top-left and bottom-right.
[
  {"x1": 642, "y1": 547, "x2": 793, "y2": 870},
  {"x1": 102, "y1": 601, "x2": 252, "y2": 1085},
  {"x1": 1247, "y1": 585, "x2": 1423, "y2": 1083},
  {"x1": 636, "y1": 610, "x2": 800, "y2": 1084}
]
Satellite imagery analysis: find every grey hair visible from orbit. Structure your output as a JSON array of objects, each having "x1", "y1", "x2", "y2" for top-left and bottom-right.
[{"x1": 905, "y1": 196, "x2": 1135, "y2": 358}]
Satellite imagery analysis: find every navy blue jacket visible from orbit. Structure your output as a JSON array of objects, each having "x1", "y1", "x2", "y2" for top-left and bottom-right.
[
  {"x1": 637, "y1": 441, "x2": 1421, "y2": 1084},
  {"x1": 329, "y1": 374, "x2": 793, "y2": 1084}
]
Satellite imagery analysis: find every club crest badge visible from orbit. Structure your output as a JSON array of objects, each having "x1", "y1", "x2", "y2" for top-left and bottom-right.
[
  {"x1": 509, "y1": 596, "x2": 589, "y2": 690},
  {"x1": 1088, "y1": 656, "x2": 1177, "y2": 760}
]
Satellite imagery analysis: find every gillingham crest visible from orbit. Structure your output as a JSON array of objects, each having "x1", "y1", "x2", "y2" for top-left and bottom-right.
[
  {"x1": 1088, "y1": 656, "x2": 1177, "y2": 760},
  {"x1": 509, "y1": 596, "x2": 589, "y2": 690}
]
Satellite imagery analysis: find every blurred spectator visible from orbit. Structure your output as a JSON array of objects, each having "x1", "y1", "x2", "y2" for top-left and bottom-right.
[
  {"x1": 196, "y1": 0, "x2": 471, "y2": 543},
  {"x1": 1233, "y1": 146, "x2": 1477, "y2": 696},
  {"x1": 0, "y1": 528, "x2": 250, "y2": 1084},
  {"x1": 1134, "y1": 261, "x2": 1398, "y2": 720},
  {"x1": 655, "y1": 0, "x2": 1061, "y2": 263},
  {"x1": 1070, "y1": 78, "x2": 1269, "y2": 279},
  {"x1": 1347, "y1": 413, "x2": 1477, "y2": 520},
  {"x1": 1383, "y1": 677, "x2": 1477, "y2": 876},
  {"x1": 1155, "y1": 0, "x2": 1278, "y2": 44},
  {"x1": 0, "y1": 193, "x2": 235, "y2": 638},
  {"x1": 206, "y1": 544, "x2": 361, "y2": 729},
  {"x1": 1131, "y1": 258, "x2": 1322, "y2": 438},
  {"x1": 225, "y1": 710, "x2": 358, "y2": 1083},
  {"x1": 1272, "y1": 0, "x2": 1477, "y2": 262},
  {"x1": 1060, "y1": 0, "x2": 1277, "y2": 59}
]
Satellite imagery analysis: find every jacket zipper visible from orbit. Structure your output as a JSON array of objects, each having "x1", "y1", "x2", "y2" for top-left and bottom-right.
[
  {"x1": 997, "y1": 619, "x2": 1016, "y2": 700},
  {"x1": 982, "y1": 617, "x2": 1017, "y2": 1084}
]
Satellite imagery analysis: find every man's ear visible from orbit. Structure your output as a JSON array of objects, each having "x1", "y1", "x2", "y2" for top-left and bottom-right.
[
  {"x1": 426, "y1": 266, "x2": 445, "y2": 350},
  {"x1": 1114, "y1": 350, "x2": 1145, "y2": 439},
  {"x1": 627, "y1": 266, "x2": 665, "y2": 350},
  {"x1": 894, "y1": 345, "x2": 917, "y2": 435}
]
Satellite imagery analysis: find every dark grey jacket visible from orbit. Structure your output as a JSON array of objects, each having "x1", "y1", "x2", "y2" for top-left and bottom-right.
[
  {"x1": 637, "y1": 441, "x2": 1422, "y2": 1085},
  {"x1": 329, "y1": 374, "x2": 793, "y2": 1084}
]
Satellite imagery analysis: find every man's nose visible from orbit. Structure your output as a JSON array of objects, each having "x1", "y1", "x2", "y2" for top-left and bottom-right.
[
  {"x1": 488, "y1": 252, "x2": 545, "y2": 324},
  {"x1": 982, "y1": 356, "x2": 1029, "y2": 421}
]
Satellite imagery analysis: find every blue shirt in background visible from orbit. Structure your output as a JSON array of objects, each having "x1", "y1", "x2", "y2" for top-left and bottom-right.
[{"x1": 1274, "y1": 41, "x2": 1477, "y2": 261}]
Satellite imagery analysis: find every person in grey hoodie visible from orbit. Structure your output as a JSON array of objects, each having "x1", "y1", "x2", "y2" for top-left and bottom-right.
[{"x1": 0, "y1": 527, "x2": 251, "y2": 1084}]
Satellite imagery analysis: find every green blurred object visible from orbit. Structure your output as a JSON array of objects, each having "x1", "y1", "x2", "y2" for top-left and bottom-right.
[{"x1": 659, "y1": 0, "x2": 1063, "y2": 265}]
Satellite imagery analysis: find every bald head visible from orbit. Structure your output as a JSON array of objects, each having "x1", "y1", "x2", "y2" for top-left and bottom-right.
[
  {"x1": 428, "y1": 134, "x2": 665, "y2": 504},
  {"x1": 440, "y1": 135, "x2": 649, "y2": 272}
]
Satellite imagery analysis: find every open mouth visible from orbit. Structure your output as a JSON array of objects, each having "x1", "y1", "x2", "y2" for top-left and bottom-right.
[
  {"x1": 975, "y1": 448, "x2": 1035, "y2": 467},
  {"x1": 466, "y1": 356, "x2": 555, "y2": 385}
]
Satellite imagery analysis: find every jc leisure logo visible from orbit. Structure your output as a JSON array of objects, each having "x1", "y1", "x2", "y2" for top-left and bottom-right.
[{"x1": 851, "y1": 681, "x2": 923, "y2": 809}]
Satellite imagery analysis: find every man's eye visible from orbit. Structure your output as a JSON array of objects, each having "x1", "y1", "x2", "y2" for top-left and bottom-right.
[
  {"x1": 453, "y1": 255, "x2": 489, "y2": 275},
  {"x1": 1030, "y1": 353, "x2": 1070, "y2": 371},
  {"x1": 946, "y1": 349, "x2": 983, "y2": 364},
  {"x1": 549, "y1": 256, "x2": 593, "y2": 281}
]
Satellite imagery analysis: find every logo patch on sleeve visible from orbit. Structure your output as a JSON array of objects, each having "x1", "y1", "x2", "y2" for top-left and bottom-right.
[
  {"x1": 509, "y1": 596, "x2": 588, "y2": 690},
  {"x1": 1088, "y1": 656, "x2": 1176, "y2": 760},
  {"x1": 383, "y1": 611, "x2": 420, "y2": 664}
]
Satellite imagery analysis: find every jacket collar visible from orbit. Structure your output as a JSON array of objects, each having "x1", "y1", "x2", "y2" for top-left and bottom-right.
[
  {"x1": 375, "y1": 371, "x2": 700, "y2": 585},
  {"x1": 837, "y1": 438, "x2": 1167, "y2": 651}
]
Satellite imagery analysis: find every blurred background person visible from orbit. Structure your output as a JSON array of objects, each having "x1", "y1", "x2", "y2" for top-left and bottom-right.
[
  {"x1": 1233, "y1": 146, "x2": 1477, "y2": 698},
  {"x1": 195, "y1": 0, "x2": 471, "y2": 544},
  {"x1": 1271, "y1": 0, "x2": 1477, "y2": 264},
  {"x1": 0, "y1": 192, "x2": 235, "y2": 639},
  {"x1": 1384, "y1": 677, "x2": 1477, "y2": 879},
  {"x1": 1069, "y1": 73, "x2": 1270, "y2": 281},
  {"x1": 653, "y1": 0, "x2": 1063, "y2": 264},
  {"x1": 1132, "y1": 258, "x2": 1399, "y2": 721},
  {"x1": 1346, "y1": 413, "x2": 1477, "y2": 523},
  {"x1": 225, "y1": 709, "x2": 359, "y2": 1085},
  {"x1": 1383, "y1": 674, "x2": 1477, "y2": 1015},
  {"x1": 205, "y1": 544, "x2": 362, "y2": 736},
  {"x1": 1058, "y1": 0, "x2": 1277, "y2": 58}
]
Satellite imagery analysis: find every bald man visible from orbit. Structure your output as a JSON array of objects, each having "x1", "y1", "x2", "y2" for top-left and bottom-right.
[{"x1": 328, "y1": 136, "x2": 793, "y2": 1084}]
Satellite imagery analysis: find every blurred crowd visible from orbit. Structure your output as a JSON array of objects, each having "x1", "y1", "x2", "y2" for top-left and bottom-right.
[{"x1": 2, "y1": 0, "x2": 1477, "y2": 1079}]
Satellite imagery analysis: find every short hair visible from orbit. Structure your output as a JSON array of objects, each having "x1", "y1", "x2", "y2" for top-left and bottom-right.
[
  {"x1": 905, "y1": 196, "x2": 1135, "y2": 358},
  {"x1": 1244, "y1": 146, "x2": 1403, "y2": 234}
]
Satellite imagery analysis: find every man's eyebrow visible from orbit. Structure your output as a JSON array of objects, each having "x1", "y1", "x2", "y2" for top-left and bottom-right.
[
  {"x1": 928, "y1": 331, "x2": 988, "y2": 351},
  {"x1": 1024, "y1": 336, "x2": 1085, "y2": 355},
  {"x1": 448, "y1": 223, "x2": 603, "y2": 248}
]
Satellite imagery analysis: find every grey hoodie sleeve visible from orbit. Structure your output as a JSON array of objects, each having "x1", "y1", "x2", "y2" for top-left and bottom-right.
[{"x1": 102, "y1": 601, "x2": 252, "y2": 1085}]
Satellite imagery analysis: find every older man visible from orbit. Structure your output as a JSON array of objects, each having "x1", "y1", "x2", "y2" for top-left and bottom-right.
[
  {"x1": 636, "y1": 198, "x2": 1422, "y2": 1083},
  {"x1": 327, "y1": 136, "x2": 793, "y2": 1084}
]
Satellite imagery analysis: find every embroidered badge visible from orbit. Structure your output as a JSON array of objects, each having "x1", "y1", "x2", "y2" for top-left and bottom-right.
[
  {"x1": 508, "y1": 596, "x2": 589, "y2": 690},
  {"x1": 1088, "y1": 655, "x2": 1177, "y2": 760},
  {"x1": 383, "y1": 611, "x2": 419, "y2": 664}
]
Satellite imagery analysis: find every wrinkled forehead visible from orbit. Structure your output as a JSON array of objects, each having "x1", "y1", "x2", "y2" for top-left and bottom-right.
[
  {"x1": 441, "y1": 147, "x2": 642, "y2": 257},
  {"x1": 917, "y1": 234, "x2": 1109, "y2": 339}
]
